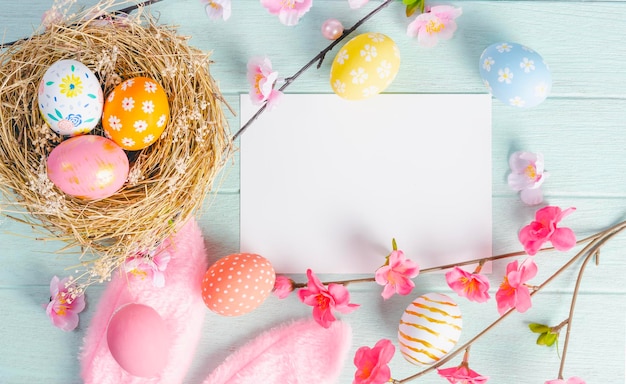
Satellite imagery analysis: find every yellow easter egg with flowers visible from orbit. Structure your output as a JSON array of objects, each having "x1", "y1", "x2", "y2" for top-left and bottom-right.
[{"x1": 330, "y1": 32, "x2": 400, "y2": 100}]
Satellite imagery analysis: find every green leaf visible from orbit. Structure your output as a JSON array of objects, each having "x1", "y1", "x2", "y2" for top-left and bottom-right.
[
  {"x1": 55, "y1": 109, "x2": 63, "y2": 119},
  {"x1": 529, "y1": 323, "x2": 550, "y2": 334},
  {"x1": 87, "y1": 93, "x2": 97, "y2": 99},
  {"x1": 405, "y1": 0, "x2": 424, "y2": 17},
  {"x1": 402, "y1": 0, "x2": 420, "y2": 5},
  {"x1": 392, "y1": 238, "x2": 398, "y2": 251},
  {"x1": 47, "y1": 113, "x2": 58, "y2": 122},
  {"x1": 46, "y1": 81, "x2": 54, "y2": 86},
  {"x1": 536, "y1": 332, "x2": 548, "y2": 345},
  {"x1": 544, "y1": 332, "x2": 558, "y2": 347}
]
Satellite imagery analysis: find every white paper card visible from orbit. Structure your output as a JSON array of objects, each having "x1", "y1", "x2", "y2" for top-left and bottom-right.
[{"x1": 240, "y1": 94, "x2": 492, "y2": 273}]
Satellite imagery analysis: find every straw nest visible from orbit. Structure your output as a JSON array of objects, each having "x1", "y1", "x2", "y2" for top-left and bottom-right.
[{"x1": 0, "y1": 2, "x2": 232, "y2": 286}]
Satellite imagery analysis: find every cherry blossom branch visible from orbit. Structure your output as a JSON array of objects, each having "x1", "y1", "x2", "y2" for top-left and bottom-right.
[
  {"x1": 390, "y1": 220, "x2": 626, "y2": 383},
  {"x1": 292, "y1": 222, "x2": 625, "y2": 288},
  {"x1": 557, "y1": 231, "x2": 613, "y2": 379},
  {"x1": 232, "y1": 0, "x2": 395, "y2": 142}
]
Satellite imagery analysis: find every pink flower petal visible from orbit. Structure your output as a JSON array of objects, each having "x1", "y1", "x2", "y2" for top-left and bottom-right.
[
  {"x1": 550, "y1": 227, "x2": 576, "y2": 251},
  {"x1": 520, "y1": 187, "x2": 544, "y2": 205}
]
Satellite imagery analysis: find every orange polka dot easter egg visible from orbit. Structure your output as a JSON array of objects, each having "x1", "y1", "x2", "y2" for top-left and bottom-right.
[
  {"x1": 103, "y1": 77, "x2": 170, "y2": 151},
  {"x1": 201, "y1": 253, "x2": 276, "y2": 317}
]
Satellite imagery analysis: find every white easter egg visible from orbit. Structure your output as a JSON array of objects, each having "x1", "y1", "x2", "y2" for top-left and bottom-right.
[
  {"x1": 479, "y1": 42, "x2": 552, "y2": 108},
  {"x1": 38, "y1": 59, "x2": 104, "y2": 136},
  {"x1": 398, "y1": 292, "x2": 462, "y2": 366}
]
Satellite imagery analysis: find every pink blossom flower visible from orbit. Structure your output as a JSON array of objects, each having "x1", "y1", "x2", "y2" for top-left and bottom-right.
[
  {"x1": 545, "y1": 377, "x2": 585, "y2": 384},
  {"x1": 200, "y1": 0, "x2": 231, "y2": 21},
  {"x1": 495, "y1": 258, "x2": 537, "y2": 315},
  {"x1": 375, "y1": 250, "x2": 420, "y2": 300},
  {"x1": 446, "y1": 266, "x2": 491, "y2": 303},
  {"x1": 272, "y1": 275, "x2": 295, "y2": 299},
  {"x1": 437, "y1": 363, "x2": 489, "y2": 384},
  {"x1": 124, "y1": 249, "x2": 171, "y2": 288},
  {"x1": 298, "y1": 269, "x2": 359, "y2": 328},
  {"x1": 260, "y1": 0, "x2": 313, "y2": 26},
  {"x1": 519, "y1": 206, "x2": 576, "y2": 256},
  {"x1": 353, "y1": 339, "x2": 395, "y2": 384},
  {"x1": 406, "y1": 5, "x2": 462, "y2": 47},
  {"x1": 46, "y1": 276, "x2": 86, "y2": 331},
  {"x1": 247, "y1": 56, "x2": 283, "y2": 110},
  {"x1": 348, "y1": 0, "x2": 369, "y2": 9},
  {"x1": 508, "y1": 151, "x2": 548, "y2": 205}
]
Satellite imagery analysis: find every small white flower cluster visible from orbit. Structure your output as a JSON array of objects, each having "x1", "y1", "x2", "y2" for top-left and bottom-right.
[
  {"x1": 27, "y1": 157, "x2": 68, "y2": 216},
  {"x1": 32, "y1": 124, "x2": 61, "y2": 153},
  {"x1": 165, "y1": 157, "x2": 189, "y2": 195},
  {"x1": 93, "y1": 46, "x2": 121, "y2": 89},
  {"x1": 127, "y1": 163, "x2": 145, "y2": 186}
]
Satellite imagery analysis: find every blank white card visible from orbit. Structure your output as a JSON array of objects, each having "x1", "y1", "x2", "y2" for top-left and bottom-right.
[{"x1": 240, "y1": 94, "x2": 492, "y2": 273}]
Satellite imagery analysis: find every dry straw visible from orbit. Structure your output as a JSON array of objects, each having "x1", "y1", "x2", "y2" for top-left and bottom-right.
[{"x1": 0, "y1": 1, "x2": 232, "y2": 289}]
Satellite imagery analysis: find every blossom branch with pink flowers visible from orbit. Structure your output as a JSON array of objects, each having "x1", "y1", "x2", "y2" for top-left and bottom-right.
[
  {"x1": 273, "y1": 216, "x2": 626, "y2": 384},
  {"x1": 233, "y1": 0, "x2": 395, "y2": 141}
]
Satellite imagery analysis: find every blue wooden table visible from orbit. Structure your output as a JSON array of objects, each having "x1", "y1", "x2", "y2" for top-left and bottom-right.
[{"x1": 1, "y1": 1, "x2": 625, "y2": 383}]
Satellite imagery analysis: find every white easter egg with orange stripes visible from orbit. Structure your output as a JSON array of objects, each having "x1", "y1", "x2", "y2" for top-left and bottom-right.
[{"x1": 398, "y1": 292, "x2": 462, "y2": 366}]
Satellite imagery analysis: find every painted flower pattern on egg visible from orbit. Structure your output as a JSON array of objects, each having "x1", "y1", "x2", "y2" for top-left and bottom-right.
[
  {"x1": 103, "y1": 77, "x2": 170, "y2": 150},
  {"x1": 38, "y1": 59, "x2": 104, "y2": 136},
  {"x1": 330, "y1": 33, "x2": 401, "y2": 100},
  {"x1": 479, "y1": 42, "x2": 552, "y2": 108}
]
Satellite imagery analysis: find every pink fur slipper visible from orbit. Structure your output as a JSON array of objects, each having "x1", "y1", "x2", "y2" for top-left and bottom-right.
[
  {"x1": 80, "y1": 218, "x2": 208, "y2": 384},
  {"x1": 203, "y1": 318, "x2": 352, "y2": 384}
]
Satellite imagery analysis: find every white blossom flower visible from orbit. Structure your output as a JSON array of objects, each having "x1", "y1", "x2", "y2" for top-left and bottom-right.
[
  {"x1": 377, "y1": 60, "x2": 392, "y2": 78},
  {"x1": 482, "y1": 57, "x2": 495, "y2": 72},
  {"x1": 360, "y1": 44, "x2": 377, "y2": 62},
  {"x1": 120, "y1": 78, "x2": 134, "y2": 90},
  {"x1": 496, "y1": 43, "x2": 513, "y2": 53},
  {"x1": 108, "y1": 115, "x2": 122, "y2": 131},
  {"x1": 122, "y1": 137, "x2": 135, "y2": 147},
  {"x1": 144, "y1": 81, "x2": 158, "y2": 93},
  {"x1": 157, "y1": 114, "x2": 167, "y2": 127},
  {"x1": 122, "y1": 97, "x2": 135, "y2": 111},
  {"x1": 336, "y1": 50, "x2": 349, "y2": 65},
  {"x1": 350, "y1": 68, "x2": 368, "y2": 84},
  {"x1": 520, "y1": 58, "x2": 535, "y2": 73},
  {"x1": 509, "y1": 96, "x2": 525, "y2": 107},
  {"x1": 133, "y1": 120, "x2": 148, "y2": 132},
  {"x1": 142, "y1": 100, "x2": 155, "y2": 114},
  {"x1": 498, "y1": 68, "x2": 513, "y2": 84},
  {"x1": 333, "y1": 80, "x2": 346, "y2": 94}
]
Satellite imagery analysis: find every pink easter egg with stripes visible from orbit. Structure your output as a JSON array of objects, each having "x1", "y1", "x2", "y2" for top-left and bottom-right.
[{"x1": 398, "y1": 292, "x2": 463, "y2": 366}]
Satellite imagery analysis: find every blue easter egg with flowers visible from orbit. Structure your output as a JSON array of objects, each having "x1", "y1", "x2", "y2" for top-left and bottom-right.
[{"x1": 479, "y1": 42, "x2": 551, "y2": 108}]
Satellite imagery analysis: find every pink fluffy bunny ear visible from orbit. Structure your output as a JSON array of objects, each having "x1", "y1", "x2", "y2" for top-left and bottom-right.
[
  {"x1": 80, "y1": 218, "x2": 208, "y2": 384},
  {"x1": 203, "y1": 318, "x2": 352, "y2": 384}
]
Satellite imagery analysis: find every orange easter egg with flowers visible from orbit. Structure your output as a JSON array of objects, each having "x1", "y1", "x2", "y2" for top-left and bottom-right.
[{"x1": 103, "y1": 77, "x2": 170, "y2": 151}]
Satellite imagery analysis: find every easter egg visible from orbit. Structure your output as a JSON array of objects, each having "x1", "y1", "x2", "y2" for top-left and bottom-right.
[
  {"x1": 201, "y1": 253, "x2": 276, "y2": 317},
  {"x1": 479, "y1": 42, "x2": 552, "y2": 108},
  {"x1": 330, "y1": 32, "x2": 400, "y2": 100},
  {"x1": 107, "y1": 303, "x2": 171, "y2": 378},
  {"x1": 38, "y1": 59, "x2": 104, "y2": 136},
  {"x1": 398, "y1": 292, "x2": 462, "y2": 366},
  {"x1": 103, "y1": 77, "x2": 170, "y2": 151},
  {"x1": 47, "y1": 135, "x2": 129, "y2": 200}
]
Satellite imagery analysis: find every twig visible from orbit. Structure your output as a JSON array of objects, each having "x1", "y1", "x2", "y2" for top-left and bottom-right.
[
  {"x1": 0, "y1": 0, "x2": 163, "y2": 49},
  {"x1": 392, "y1": 220, "x2": 626, "y2": 383},
  {"x1": 231, "y1": 0, "x2": 395, "y2": 142}
]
